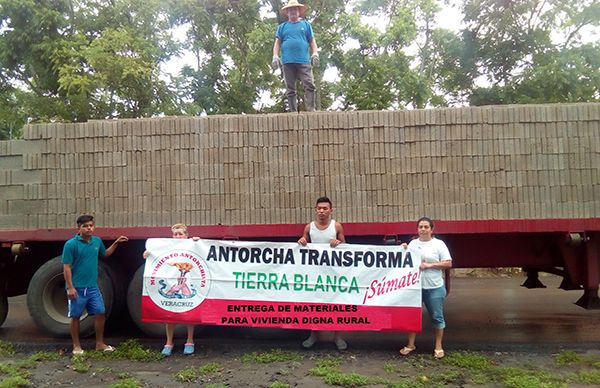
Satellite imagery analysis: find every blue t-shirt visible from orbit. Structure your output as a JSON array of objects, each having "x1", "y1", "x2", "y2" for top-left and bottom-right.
[
  {"x1": 276, "y1": 20, "x2": 314, "y2": 65},
  {"x1": 62, "y1": 234, "x2": 106, "y2": 288}
]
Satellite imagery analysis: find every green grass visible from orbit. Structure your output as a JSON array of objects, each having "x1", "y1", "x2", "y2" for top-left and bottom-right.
[
  {"x1": 241, "y1": 348, "x2": 303, "y2": 363},
  {"x1": 28, "y1": 351, "x2": 60, "y2": 362},
  {"x1": 173, "y1": 366, "x2": 199, "y2": 383},
  {"x1": 0, "y1": 375, "x2": 30, "y2": 388},
  {"x1": 495, "y1": 366, "x2": 565, "y2": 388},
  {"x1": 0, "y1": 342, "x2": 14, "y2": 358},
  {"x1": 442, "y1": 351, "x2": 491, "y2": 370},
  {"x1": 70, "y1": 355, "x2": 90, "y2": 373},
  {"x1": 570, "y1": 368, "x2": 600, "y2": 384},
  {"x1": 110, "y1": 377, "x2": 141, "y2": 388},
  {"x1": 309, "y1": 355, "x2": 391, "y2": 387},
  {"x1": 86, "y1": 339, "x2": 163, "y2": 362},
  {"x1": 173, "y1": 362, "x2": 223, "y2": 383},
  {"x1": 0, "y1": 362, "x2": 32, "y2": 388},
  {"x1": 554, "y1": 350, "x2": 582, "y2": 365}
]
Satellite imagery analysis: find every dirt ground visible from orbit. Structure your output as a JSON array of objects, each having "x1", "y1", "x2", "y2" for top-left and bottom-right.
[
  {"x1": 2, "y1": 333, "x2": 600, "y2": 388},
  {"x1": 3, "y1": 276, "x2": 600, "y2": 387}
]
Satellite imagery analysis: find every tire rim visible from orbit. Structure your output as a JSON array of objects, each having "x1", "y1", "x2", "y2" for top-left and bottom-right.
[{"x1": 42, "y1": 273, "x2": 88, "y2": 324}]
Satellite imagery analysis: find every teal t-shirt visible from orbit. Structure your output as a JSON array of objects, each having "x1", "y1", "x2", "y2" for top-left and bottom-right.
[
  {"x1": 276, "y1": 20, "x2": 314, "y2": 64},
  {"x1": 62, "y1": 234, "x2": 106, "y2": 288}
]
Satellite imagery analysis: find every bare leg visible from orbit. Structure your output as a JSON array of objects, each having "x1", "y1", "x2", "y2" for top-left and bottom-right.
[
  {"x1": 333, "y1": 331, "x2": 347, "y2": 350},
  {"x1": 434, "y1": 328, "x2": 444, "y2": 351},
  {"x1": 186, "y1": 325, "x2": 195, "y2": 344},
  {"x1": 406, "y1": 332, "x2": 417, "y2": 349},
  {"x1": 302, "y1": 331, "x2": 318, "y2": 348},
  {"x1": 400, "y1": 332, "x2": 417, "y2": 355},
  {"x1": 183, "y1": 325, "x2": 195, "y2": 354},
  {"x1": 94, "y1": 314, "x2": 109, "y2": 349},
  {"x1": 165, "y1": 323, "x2": 175, "y2": 346},
  {"x1": 71, "y1": 318, "x2": 82, "y2": 351}
]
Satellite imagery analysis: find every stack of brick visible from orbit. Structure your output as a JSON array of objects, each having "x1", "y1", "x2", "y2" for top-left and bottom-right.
[{"x1": 0, "y1": 103, "x2": 598, "y2": 230}]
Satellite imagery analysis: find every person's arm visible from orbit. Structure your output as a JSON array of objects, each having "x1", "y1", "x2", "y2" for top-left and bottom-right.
[
  {"x1": 272, "y1": 38, "x2": 282, "y2": 70},
  {"x1": 63, "y1": 264, "x2": 77, "y2": 300},
  {"x1": 309, "y1": 37, "x2": 318, "y2": 56},
  {"x1": 419, "y1": 241, "x2": 452, "y2": 270},
  {"x1": 419, "y1": 260, "x2": 452, "y2": 270},
  {"x1": 105, "y1": 236, "x2": 128, "y2": 257},
  {"x1": 297, "y1": 224, "x2": 311, "y2": 246},
  {"x1": 330, "y1": 222, "x2": 345, "y2": 247}
]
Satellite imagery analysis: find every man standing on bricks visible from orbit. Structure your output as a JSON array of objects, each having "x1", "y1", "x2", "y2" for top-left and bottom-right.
[{"x1": 272, "y1": 0, "x2": 319, "y2": 112}]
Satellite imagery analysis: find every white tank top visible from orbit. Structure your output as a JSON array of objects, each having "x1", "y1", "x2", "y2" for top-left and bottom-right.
[{"x1": 309, "y1": 220, "x2": 337, "y2": 243}]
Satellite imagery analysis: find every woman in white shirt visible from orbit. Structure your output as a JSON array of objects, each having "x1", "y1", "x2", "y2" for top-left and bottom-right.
[{"x1": 400, "y1": 217, "x2": 452, "y2": 359}]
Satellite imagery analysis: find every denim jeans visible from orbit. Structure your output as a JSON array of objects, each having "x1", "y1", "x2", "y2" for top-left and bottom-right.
[{"x1": 422, "y1": 285, "x2": 447, "y2": 329}]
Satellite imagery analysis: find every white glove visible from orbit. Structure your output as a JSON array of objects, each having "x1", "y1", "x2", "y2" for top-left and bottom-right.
[
  {"x1": 311, "y1": 54, "x2": 320, "y2": 67},
  {"x1": 271, "y1": 56, "x2": 282, "y2": 70}
]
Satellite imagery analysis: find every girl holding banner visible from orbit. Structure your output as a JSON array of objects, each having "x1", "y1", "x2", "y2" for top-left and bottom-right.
[{"x1": 143, "y1": 223, "x2": 199, "y2": 356}]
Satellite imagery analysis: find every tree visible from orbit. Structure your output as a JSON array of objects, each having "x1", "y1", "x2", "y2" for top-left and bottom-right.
[{"x1": 461, "y1": 0, "x2": 600, "y2": 105}]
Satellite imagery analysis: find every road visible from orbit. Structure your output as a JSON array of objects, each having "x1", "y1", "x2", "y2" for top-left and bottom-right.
[{"x1": 2, "y1": 276, "x2": 599, "y2": 352}]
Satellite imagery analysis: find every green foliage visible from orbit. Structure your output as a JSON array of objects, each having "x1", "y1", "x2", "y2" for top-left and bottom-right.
[
  {"x1": 383, "y1": 361, "x2": 397, "y2": 373},
  {"x1": 70, "y1": 355, "x2": 91, "y2": 373},
  {"x1": 198, "y1": 362, "x2": 223, "y2": 375},
  {"x1": 173, "y1": 362, "x2": 223, "y2": 383},
  {"x1": 322, "y1": 371, "x2": 372, "y2": 386},
  {"x1": 0, "y1": 375, "x2": 30, "y2": 388},
  {"x1": 0, "y1": 342, "x2": 14, "y2": 357},
  {"x1": 442, "y1": 351, "x2": 491, "y2": 370},
  {"x1": 495, "y1": 366, "x2": 564, "y2": 388},
  {"x1": 0, "y1": 0, "x2": 599, "y2": 132},
  {"x1": 110, "y1": 377, "x2": 141, "y2": 388},
  {"x1": 270, "y1": 382, "x2": 290, "y2": 388},
  {"x1": 27, "y1": 351, "x2": 60, "y2": 362},
  {"x1": 0, "y1": 361, "x2": 32, "y2": 388},
  {"x1": 554, "y1": 350, "x2": 583, "y2": 365},
  {"x1": 241, "y1": 349, "x2": 303, "y2": 363},
  {"x1": 173, "y1": 366, "x2": 200, "y2": 383},
  {"x1": 86, "y1": 339, "x2": 162, "y2": 362},
  {"x1": 571, "y1": 369, "x2": 600, "y2": 384}
]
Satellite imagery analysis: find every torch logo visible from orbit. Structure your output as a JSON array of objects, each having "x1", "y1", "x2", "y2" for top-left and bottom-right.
[{"x1": 146, "y1": 250, "x2": 210, "y2": 313}]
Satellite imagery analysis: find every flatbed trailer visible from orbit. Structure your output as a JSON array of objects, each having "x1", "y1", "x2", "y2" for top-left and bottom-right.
[{"x1": 1, "y1": 103, "x2": 599, "y2": 336}]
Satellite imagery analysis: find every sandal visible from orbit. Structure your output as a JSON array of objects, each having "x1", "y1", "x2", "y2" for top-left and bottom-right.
[
  {"x1": 183, "y1": 343, "x2": 195, "y2": 355},
  {"x1": 161, "y1": 345, "x2": 173, "y2": 357},
  {"x1": 434, "y1": 349, "x2": 445, "y2": 359},
  {"x1": 399, "y1": 346, "x2": 416, "y2": 356}
]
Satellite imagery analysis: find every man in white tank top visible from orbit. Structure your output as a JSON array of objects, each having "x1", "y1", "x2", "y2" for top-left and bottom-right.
[{"x1": 297, "y1": 196, "x2": 347, "y2": 350}]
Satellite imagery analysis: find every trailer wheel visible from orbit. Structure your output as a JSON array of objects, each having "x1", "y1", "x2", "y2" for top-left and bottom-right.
[
  {"x1": 27, "y1": 257, "x2": 114, "y2": 337},
  {"x1": 104, "y1": 261, "x2": 127, "y2": 326},
  {"x1": 0, "y1": 285, "x2": 7, "y2": 327},
  {"x1": 127, "y1": 265, "x2": 188, "y2": 338}
]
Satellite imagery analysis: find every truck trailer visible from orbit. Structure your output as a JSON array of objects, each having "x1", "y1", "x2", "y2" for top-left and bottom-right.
[{"x1": 0, "y1": 103, "x2": 598, "y2": 337}]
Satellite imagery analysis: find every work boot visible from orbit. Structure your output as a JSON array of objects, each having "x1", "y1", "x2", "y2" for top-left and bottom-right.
[
  {"x1": 287, "y1": 96, "x2": 298, "y2": 113},
  {"x1": 305, "y1": 90, "x2": 316, "y2": 112}
]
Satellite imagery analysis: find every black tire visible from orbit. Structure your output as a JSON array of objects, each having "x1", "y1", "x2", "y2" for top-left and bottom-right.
[
  {"x1": 0, "y1": 284, "x2": 7, "y2": 328},
  {"x1": 27, "y1": 257, "x2": 114, "y2": 337},
  {"x1": 127, "y1": 265, "x2": 189, "y2": 338},
  {"x1": 104, "y1": 261, "x2": 127, "y2": 326}
]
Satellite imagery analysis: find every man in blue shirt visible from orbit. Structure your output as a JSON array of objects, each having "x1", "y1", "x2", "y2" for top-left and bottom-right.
[
  {"x1": 62, "y1": 214, "x2": 128, "y2": 355},
  {"x1": 272, "y1": 0, "x2": 319, "y2": 112}
]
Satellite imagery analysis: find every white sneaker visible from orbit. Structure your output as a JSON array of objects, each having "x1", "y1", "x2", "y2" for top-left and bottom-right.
[
  {"x1": 334, "y1": 338, "x2": 347, "y2": 351},
  {"x1": 302, "y1": 333, "x2": 317, "y2": 349}
]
